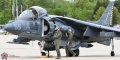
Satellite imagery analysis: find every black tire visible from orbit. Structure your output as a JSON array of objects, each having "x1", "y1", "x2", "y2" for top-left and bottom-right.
[
  {"x1": 69, "y1": 49, "x2": 79, "y2": 57},
  {"x1": 111, "y1": 51, "x2": 115, "y2": 56},
  {"x1": 74, "y1": 49, "x2": 79, "y2": 56},
  {"x1": 41, "y1": 52, "x2": 46, "y2": 56}
]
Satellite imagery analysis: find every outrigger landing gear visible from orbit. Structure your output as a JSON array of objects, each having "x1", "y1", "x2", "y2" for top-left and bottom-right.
[{"x1": 111, "y1": 38, "x2": 115, "y2": 56}]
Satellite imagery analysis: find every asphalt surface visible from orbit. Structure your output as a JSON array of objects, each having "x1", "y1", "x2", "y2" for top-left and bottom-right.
[{"x1": 0, "y1": 35, "x2": 120, "y2": 60}]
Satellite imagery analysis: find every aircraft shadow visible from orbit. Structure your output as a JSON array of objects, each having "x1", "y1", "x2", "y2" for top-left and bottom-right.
[
  {"x1": 20, "y1": 56, "x2": 40, "y2": 59},
  {"x1": 8, "y1": 55, "x2": 120, "y2": 59},
  {"x1": 79, "y1": 55, "x2": 120, "y2": 57},
  {"x1": 7, "y1": 42, "x2": 30, "y2": 45}
]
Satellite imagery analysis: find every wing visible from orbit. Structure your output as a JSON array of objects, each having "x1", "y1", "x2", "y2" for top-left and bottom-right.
[
  {"x1": 49, "y1": 1, "x2": 119, "y2": 37},
  {"x1": 49, "y1": 15, "x2": 120, "y2": 37}
]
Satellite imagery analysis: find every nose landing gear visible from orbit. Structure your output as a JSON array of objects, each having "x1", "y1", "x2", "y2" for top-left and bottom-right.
[{"x1": 38, "y1": 41, "x2": 47, "y2": 56}]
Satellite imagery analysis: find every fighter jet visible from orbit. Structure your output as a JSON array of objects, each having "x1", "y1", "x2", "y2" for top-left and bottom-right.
[{"x1": 4, "y1": 1, "x2": 117, "y2": 57}]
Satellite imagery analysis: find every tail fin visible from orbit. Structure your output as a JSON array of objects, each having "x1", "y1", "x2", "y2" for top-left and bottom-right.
[{"x1": 96, "y1": 1, "x2": 114, "y2": 26}]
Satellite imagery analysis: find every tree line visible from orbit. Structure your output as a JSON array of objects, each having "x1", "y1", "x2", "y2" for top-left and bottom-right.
[{"x1": 0, "y1": 0, "x2": 120, "y2": 25}]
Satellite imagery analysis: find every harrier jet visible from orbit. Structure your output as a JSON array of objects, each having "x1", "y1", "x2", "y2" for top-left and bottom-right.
[{"x1": 4, "y1": 1, "x2": 117, "y2": 57}]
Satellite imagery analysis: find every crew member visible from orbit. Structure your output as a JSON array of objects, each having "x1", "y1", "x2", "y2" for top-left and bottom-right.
[
  {"x1": 30, "y1": 6, "x2": 47, "y2": 19},
  {"x1": 52, "y1": 27, "x2": 62, "y2": 59},
  {"x1": 65, "y1": 29, "x2": 76, "y2": 57}
]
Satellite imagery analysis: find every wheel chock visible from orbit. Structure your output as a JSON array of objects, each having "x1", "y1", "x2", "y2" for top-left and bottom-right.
[
  {"x1": 40, "y1": 55, "x2": 53, "y2": 58},
  {"x1": 40, "y1": 56, "x2": 47, "y2": 58}
]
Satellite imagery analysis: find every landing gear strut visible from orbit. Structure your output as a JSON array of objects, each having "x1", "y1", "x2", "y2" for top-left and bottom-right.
[
  {"x1": 111, "y1": 38, "x2": 115, "y2": 56},
  {"x1": 38, "y1": 41, "x2": 47, "y2": 56},
  {"x1": 47, "y1": 50, "x2": 49, "y2": 57}
]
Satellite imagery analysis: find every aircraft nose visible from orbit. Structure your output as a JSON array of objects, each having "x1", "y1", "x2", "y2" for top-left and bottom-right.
[
  {"x1": 4, "y1": 23, "x2": 22, "y2": 35},
  {"x1": 4, "y1": 24, "x2": 13, "y2": 31}
]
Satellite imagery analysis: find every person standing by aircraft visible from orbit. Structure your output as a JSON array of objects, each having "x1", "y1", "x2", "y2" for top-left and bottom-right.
[
  {"x1": 52, "y1": 27, "x2": 62, "y2": 59},
  {"x1": 65, "y1": 29, "x2": 76, "y2": 57},
  {"x1": 40, "y1": 27, "x2": 62, "y2": 59}
]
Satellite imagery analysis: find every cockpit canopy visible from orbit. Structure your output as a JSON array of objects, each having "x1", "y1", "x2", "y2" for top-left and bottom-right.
[
  {"x1": 30, "y1": 6, "x2": 47, "y2": 19},
  {"x1": 17, "y1": 6, "x2": 47, "y2": 20}
]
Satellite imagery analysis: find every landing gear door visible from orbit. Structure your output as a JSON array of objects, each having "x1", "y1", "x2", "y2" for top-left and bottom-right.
[
  {"x1": 41, "y1": 19, "x2": 44, "y2": 37},
  {"x1": 41, "y1": 19, "x2": 51, "y2": 36}
]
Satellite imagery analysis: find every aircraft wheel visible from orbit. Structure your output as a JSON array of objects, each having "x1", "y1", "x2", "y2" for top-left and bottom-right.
[
  {"x1": 41, "y1": 52, "x2": 46, "y2": 56},
  {"x1": 111, "y1": 51, "x2": 115, "y2": 56},
  {"x1": 69, "y1": 49, "x2": 79, "y2": 57}
]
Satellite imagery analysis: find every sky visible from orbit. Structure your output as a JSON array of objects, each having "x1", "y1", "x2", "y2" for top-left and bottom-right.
[{"x1": 109, "y1": 0, "x2": 115, "y2": 1}]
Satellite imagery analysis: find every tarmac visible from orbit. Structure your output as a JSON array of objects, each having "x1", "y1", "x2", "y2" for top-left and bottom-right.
[{"x1": 0, "y1": 35, "x2": 120, "y2": 60}]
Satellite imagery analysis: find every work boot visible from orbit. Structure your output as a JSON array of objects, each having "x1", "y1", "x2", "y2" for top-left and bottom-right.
[
  {"x1": 56, "y1": 57, "x2": 61, "y2": 59},
  {"x1": 73, "y1": 53, "x2": 76, "y2": 57}
]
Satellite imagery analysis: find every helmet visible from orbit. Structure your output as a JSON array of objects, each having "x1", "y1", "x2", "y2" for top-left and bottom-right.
[
  {"x1": 68, "y1": 29, "x2": 72, "y2": 32},
  {"x1": 55, "y1": 27, "x2": 59, "y2": 30}
]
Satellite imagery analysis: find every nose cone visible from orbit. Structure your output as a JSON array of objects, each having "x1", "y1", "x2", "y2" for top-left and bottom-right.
[
  {"x1": 4, "y1": 23, "x2": 22, "y2": 35},
  {"x1": 4, "y1": 24, "x2": 12, "y2": 31}
]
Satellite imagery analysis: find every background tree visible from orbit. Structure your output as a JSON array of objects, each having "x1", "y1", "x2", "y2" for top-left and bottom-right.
[
  {"x1": 113, "y1": 6, "x2": 120, "y2": 24},
  {"x1": 67, "y1": 0, "x2": 97, "y2": 20},
  {"x1": 0, "y1": 0, "x2": 120, "y2": 25},
  {"x1": 93, "y1": 7, "x2": 105, "y2": 21}
]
